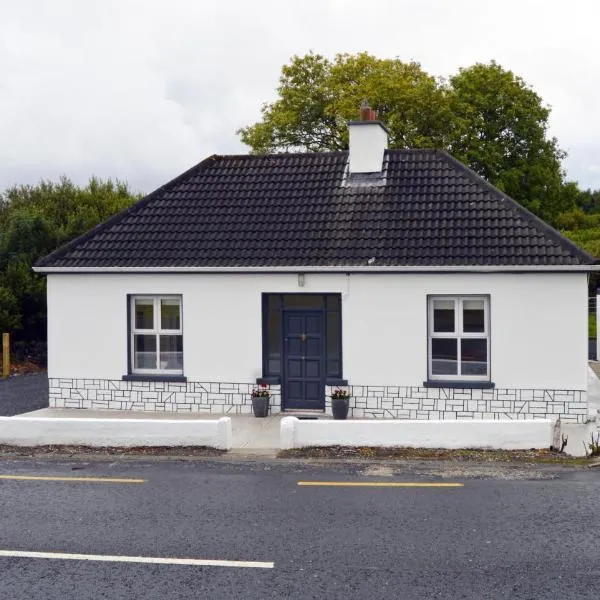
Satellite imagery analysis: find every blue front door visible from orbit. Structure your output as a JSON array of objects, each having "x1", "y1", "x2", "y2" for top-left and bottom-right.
[{"x1": 282, "y1": 311, "x2": 325, "y2": 410}]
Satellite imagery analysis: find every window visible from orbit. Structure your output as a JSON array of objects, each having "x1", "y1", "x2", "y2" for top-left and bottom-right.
[
  {"x1": 428, "y1": 296, "x2": 489, "y2": 381},
  {"x1": 130, "y1": 296, "x2": 183, "y2": 374}
]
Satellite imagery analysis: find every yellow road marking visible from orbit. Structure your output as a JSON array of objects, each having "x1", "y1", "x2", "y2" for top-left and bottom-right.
[
  {"x1": 0, "y1": 550, "x2": 273, "y2": 569},
  {"x1": 297, "y1": 481, "x2": 463, "y2": 488},
  {"x1": 0, "y1": 475, "x2": 146, "y2": 484}
]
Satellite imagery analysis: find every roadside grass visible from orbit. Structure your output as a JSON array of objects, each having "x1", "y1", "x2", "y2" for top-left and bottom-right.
[
  {"x1": 0, "y1": 445, "x2": 592, "y2": 466},
  {"x1": 0, "y1": 445, "x2": 226, "y2": 457},
  {"x1": 277, "y1": 446, "x2": 591, "y2": 465}
]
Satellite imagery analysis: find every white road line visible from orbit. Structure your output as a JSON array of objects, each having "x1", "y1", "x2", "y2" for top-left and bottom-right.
[{"x1": 0, "y1": 550, "x2": 274, "y2": 569}]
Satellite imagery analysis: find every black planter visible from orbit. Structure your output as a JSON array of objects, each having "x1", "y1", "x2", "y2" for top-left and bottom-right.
[
  {"x1": 252, "y1": 396, "x2": 270, "y2": 418},
  {"x1": 331, "y1": 397, "x2": 350, "y2": 420}
]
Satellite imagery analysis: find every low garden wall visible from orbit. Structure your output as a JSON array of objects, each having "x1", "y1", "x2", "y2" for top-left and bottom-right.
[
  {"x1": 280, "y1": 417, "x2": 554, "y2": 450},
  {"x1": 0, "y1": 416, "x2": 232, "y2": 449}
]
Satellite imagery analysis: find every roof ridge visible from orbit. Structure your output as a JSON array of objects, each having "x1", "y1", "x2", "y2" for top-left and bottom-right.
[
  {"x1": 438, "y1": 150, "x2": 596, "y2": 265},
  {"x1": 213, "y1": 148, "x2": 441, "y2": 160},
  {"x1": 215, "y1": 150, "x2": 347, "y2": 160},
  {"x1": 34, "y1": 155, "x2": 219, "y2": 268}
]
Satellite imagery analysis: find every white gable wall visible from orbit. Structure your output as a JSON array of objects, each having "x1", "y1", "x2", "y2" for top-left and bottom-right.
[{"x1": 47, "y1": 271, "x2": 587, "y2": 392}]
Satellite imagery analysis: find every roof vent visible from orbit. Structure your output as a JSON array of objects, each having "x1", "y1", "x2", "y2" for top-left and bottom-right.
[{"x1": 347, "y1": 101, "x2": 388, "y2": 174}]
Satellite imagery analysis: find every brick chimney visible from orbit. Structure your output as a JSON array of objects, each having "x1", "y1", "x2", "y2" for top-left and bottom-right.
[{"x1": 348, "y1": 101, "x2": 388, "y2": 174}]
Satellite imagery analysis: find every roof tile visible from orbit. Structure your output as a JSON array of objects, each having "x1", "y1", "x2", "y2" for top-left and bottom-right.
[{"x1": 36, "y1": 149, "x2": 594, "y2": 269}]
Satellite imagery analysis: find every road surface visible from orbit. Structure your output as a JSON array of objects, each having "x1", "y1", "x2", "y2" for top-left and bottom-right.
[{"x1": 0, "y1": 456, "x2": 598, "y2": 599}]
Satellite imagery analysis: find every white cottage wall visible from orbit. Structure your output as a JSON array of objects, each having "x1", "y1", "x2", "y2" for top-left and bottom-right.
[{"x1": 46, "y1": 272, "x2": 588, "y2": 420}]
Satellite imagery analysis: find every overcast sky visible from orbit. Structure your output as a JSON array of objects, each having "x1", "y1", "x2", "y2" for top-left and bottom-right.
[{"x1": 2, "y1": 0, "x2": 600, "y2": 195}]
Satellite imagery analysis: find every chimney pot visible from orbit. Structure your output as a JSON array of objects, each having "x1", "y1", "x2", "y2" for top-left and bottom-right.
[{"x1": 359, "y1": 101, "x2": 371, "y2": 121}]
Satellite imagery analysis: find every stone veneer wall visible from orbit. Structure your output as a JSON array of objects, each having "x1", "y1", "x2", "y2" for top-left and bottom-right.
[
  {"x1": 325, "y1": 385, "x2": 589, "y2": 424},
  {"x1": 49, "y1": 379, "x2": 588, "y2": 423},
  {"x1": 49, "y1": 379, "x2": 281, "y2": 415}
]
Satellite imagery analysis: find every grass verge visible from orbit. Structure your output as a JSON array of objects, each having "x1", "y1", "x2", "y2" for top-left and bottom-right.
[
  {"x1": 277, "y1": 446, "x2": 590, "y2": 465},
  {"x1": 0, "y1": 445, "x2": 226, "y2": 457}
]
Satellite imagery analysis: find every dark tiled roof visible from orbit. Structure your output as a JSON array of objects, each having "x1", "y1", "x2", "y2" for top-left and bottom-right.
[{"x1": 36, "y1": 150, "x2": 595, "y2": 269}]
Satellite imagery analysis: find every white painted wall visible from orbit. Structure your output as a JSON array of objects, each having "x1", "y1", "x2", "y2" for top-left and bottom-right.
[
  {"x1": 47, "y1": 271, "x2": 588, "y2": 391},
  {"x1": 280, "y1": 417, "x2": 554, "y2": 450},
  {"x1": 0, "y1": 416, "x2": 232, "y2": 448}
]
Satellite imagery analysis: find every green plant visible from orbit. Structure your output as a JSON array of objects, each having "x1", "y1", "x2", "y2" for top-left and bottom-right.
[
  {"x1": 331, "y1": 388, "x2": 351, "y2": 400},
  {"x1": 589, "y1": 313, "x2": 597, "y2": 339},
  {"x1": 251, "y1": 384, "x2": 270, "y2": 398},
  {"x1": 587, "y1": 432, "x2": 600, "y2": 457}
]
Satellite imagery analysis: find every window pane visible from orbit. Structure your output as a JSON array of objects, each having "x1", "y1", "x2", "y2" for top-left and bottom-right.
[
  {"x1": 433, "y1": 299, "x2": 455, "y2": 332},
  {"x1": 134, "y1": 335, "x2": 156, "y2": 369},
  {"x1": 461, "y1": 339, "x2": 487, "y2": 376},
  {"x1": 463, "y1": 299, "x2": 485, "y2": 333},
  {"x1": 135, "y1": 299, "x2": 154, "y2": 330},
  {"x1": 268, "y1": 295, "x2": 281, "y2": 309},
  {"x1": 431, "y1": 338, "x2": 457, "y2": 375},
  {"x1": 267, "y1": 311, "x2": 281, "y2": 359},
  {"x1": 326, "y1": 311, "x2": 341, "y2": 359},
  {"x1": 283, "y1": 294, "x2": 324, "y2": 309},
  {"x1": 159, "y1": 335, "x2": 183, "y2": 370},
  {"x1": 326, "y1": 295, "x2": 341, "y2": 310},
  {"x1": 161, "y1": 299, "x2": 181, "y2": 330},
  {"x1": 327, "y1": 359, "x2": 341, "y2": 377},
  {"x1": 268, "y1": 359, "x2": 281, "y2": 375}
]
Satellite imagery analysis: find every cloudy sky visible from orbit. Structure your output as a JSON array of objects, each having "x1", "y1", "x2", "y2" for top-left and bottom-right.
[{"x1": 2, "y1": 0, "x2": 600, "y2": 195}]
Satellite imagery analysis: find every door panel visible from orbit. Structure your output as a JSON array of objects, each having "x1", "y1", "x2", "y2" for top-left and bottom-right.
[
  {"x1": 305, "y1": 314, "x2": 321, "y2": 334},
  {"x1": 305, "y1": 338, "x2": 321, "y2": 357},
  {"x1": 283, "y1": 311, "x2": 325, "y2": 410},
  {"x1": 286, "y1": 315, "x2": 303, "y2": 334},
  {"x1": 287, "y1": 359, "x2": 302, "y2": 378},
  {"x1": 288, "y1": 338, "x2": 303, "y2": 355},
  {"x1": 305, "y1": 359, "x2": 320, "y2": 378}
]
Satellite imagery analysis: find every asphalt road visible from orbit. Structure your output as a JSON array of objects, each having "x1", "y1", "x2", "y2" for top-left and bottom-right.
[
  {"x1": 0, "y1": 373, "x2": 48, "y2": 416},
  {"x1": 0, "y1": 457, "x2": 598, "y2": 599}
]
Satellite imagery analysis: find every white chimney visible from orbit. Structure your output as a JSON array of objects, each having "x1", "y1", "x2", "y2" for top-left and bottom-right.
[{"x1": 347, "y1": 102, "x2": 389, "y2": 174}]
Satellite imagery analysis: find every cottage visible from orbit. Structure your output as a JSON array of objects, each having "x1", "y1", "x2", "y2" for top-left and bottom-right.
[{"x1": 34, "y1": 108, "x2": 597, "y2": 424}]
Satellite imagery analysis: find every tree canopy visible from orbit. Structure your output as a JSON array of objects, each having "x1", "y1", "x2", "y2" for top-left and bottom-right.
[
  {"x1": 239, "y1": 53, "x2": 571, "y2": 222},
  {"x1": 0, "y1": 177, "x2": 140, "y2": 360}
]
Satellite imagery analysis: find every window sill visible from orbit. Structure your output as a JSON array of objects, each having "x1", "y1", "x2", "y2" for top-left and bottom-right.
[
  {"x1": 423, "y1": 380, "x2": 495, "y2": 389},
  {"x1": 325, "y1": 378, "x2": 348, "y2": 386},
  {"x1": 255, "y1": 376, "x2": 348, "y2": 386},
  {"x1": 256, "y1": 376, "x2": 281, "y2": 385},
  {"x1": 122, "y1": 374, "x2": 187, "y2": 383}
]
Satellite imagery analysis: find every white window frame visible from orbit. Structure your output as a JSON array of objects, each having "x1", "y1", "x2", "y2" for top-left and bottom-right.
[
  {"x1": 130, "y1": 295, "x2": 183, "y2": 375},
  {"x1": 427, "y1": 295, "x2": 490, "y2": 382}
]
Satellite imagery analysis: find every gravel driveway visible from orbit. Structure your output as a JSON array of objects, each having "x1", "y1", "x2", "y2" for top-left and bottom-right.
[{"x1": 0, "y1": 373, "x2": 49, "y2": 416}]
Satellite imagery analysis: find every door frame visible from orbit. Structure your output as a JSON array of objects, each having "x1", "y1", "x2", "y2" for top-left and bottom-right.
[{"x1": 281, "y1": 308, "x2": 326, "y2": 411}]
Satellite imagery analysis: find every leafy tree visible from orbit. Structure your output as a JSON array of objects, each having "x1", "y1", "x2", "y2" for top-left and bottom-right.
[
  {"x1": 573, "y1": 187, "x2": 600, "y2": 214},
  {"x1": 238, "y1": 52, "x2": 449, "y2": 153},
  {"x1": 446, "y1": 62, "x2": 567, "y2": 221},
  {"x1": 0, "y1": 287, "x2": 20, "y2": 333},
  {"x1": 0, "y1": 177, "x2": 140, "y2": 362},
  {"x1": 239, "y1": 53, "x2": 570, "y2": 222}
]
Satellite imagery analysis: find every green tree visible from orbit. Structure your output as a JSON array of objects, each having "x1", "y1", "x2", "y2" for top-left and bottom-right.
[
  {"x1": 0, "y1": 177, "x2": 140, "y2": 362},
  {"x1": 447, "y1": 62, "x2": 567, "y2": 221},
  {"x1": 238, "y1": 52, "x2": 449, "y2": 153},
  {"x1": 0, "y1": 287, "x2": 21, "y2": 333},
  {"x1": 239, "y1": 53, "x2": 569, "y2": 222}
]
